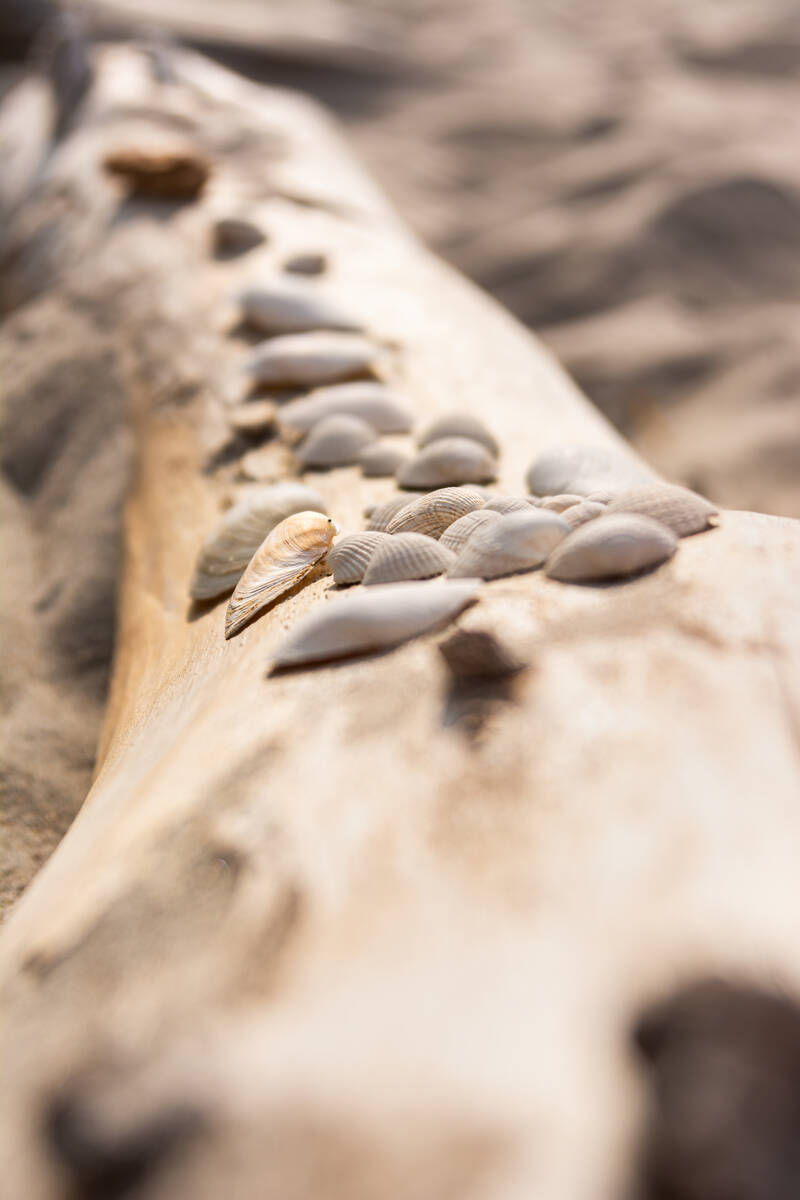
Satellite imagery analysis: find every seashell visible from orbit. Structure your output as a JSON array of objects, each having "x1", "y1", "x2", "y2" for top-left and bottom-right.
[
  {"x1": 545, "y1": 513, "x2": 678, "y2": 583},
  {"x1": 585, "y1": 489, "x2": 622, "y2": 505},
  {"x1": 328, "y1": 532, "x2": 391, "y2": 585},
  {"x1": 225, "y1": 511, "x2": 337, "y2": 638},
  {"x1": 238, "y1": 283, "x2": 361, "y2": 335},
  {"x1": 191, "y1": 484, "x2": 327, "y2": 600},
  {"x1": 245, "y1": 332, "x2": 382, "y2": 388},
  {"x1": 359, "y1": 442, "x2": 409, "y2": 478},
  {"x1": 271, "y1": 579, "x2": 481, "y2": 668},
  {"x1": 103, "y1": 146, "x2": 209, "y2": 198},
  {"x1": 439, "y1": 508, "x2": 503, "y2": 554},
  {"x1": 450, "y1": 510, "x2": 569, "y2": 580},
  {"x1": 438, "y1": 629, "x2": 526, "y2": 682},
  {"x1": 284, "y1": 252, "x2": 327, "y2": 276},
  {"x1": 526, "y1": 445, "x2": 653, "y2": 498},
  {"x1": 386, "y1": 486, "x2": 486, "y2": 538},
  {"x1": 399, "y1": 438, "x2": 498, "y2": 490},
  {"x1": 482, "y1": 496, "x2": 531, "y2": 515},
  {"x1": 418, "y1": 413, "x2": 499, "y2": 456},
  {"x1": 539, "y1": 493, "x2": 584, "y2": 512},
  {"x1": 363, "y1": 533, "x2": 455, "y2": 586},
  {"x1": 227, "y1": 399, "x2": 277, "y2": 436},
  {"x1": 561, "y1": 500, "x2": 607, "y2": 530},
  {"x1": 296, "y1": 414, "x2": 376, "y2": 469},
  {"x1": 213, "y1": 216, "x2": 265, "y2": 256},
  {"x1": 365, "y1": 495, "x2": 415, "y2": 532},
  {"x1": 278, "y1": 382, "x2": 413, "y2": 440},
  {"x1": 604, "y1": 484, "x2": 718, "y2": 537}
]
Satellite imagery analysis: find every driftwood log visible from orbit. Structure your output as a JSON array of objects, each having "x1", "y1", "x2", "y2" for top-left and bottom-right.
[{"x1": 2, "y1": 40, "x2": 800, "y2": 1200}]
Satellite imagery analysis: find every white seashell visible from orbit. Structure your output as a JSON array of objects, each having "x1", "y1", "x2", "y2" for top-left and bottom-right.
[
  {"x1": 439, "y1": 629, "x2": 526, "y2": 681},
  {"x1": 363, "y1": 533, "x2": 455, "y2": 586},
  {"x1": 328, "y1": 532, "x2": 391, "y2": 585},
  {"x1": 482, "y1": 496, "x2": 531, "y2": 515},
  {"x1": 283, "y1": 252, "x2": 327, "y2": 276},
  {"x1": 296, "y1": 414, "x2": 376, "y2": 469},
  {"x1": 450, "y1": 510, "x2": 569, "y2": 580},
  {"x1": 278, "y1": 382, "x2": 412, "y2": 440},
  {"x1": 439, "y1": 508, "x2": 503, "y2": 554},
  {"x1": 418, "y1": 413, "x2": 499, "y2": 456},
  {"x1": 399, "y1": 438, "x2": 498, "y2": 489},
  {"x1": 359, "y1": 442, "x2": 409, "y2": 478},
  {"x1": 585, "y1": 489, "x2": 622, "y2": 505},
  {"x1": 545, "y1": 513, "x2": 678, "y2": 583},
  {"x1": 214, "y1": 216, "x2": 265, "y2": 255},
  {"x1": 365, "y1": 495, "x2": 415, "y2": 532},
  {"x1": 238, "y1": 283, "x2": 361, "y2": 334},
  {"x1": 604, "y1": 484, "x2": 718, "y2": 537},
  {"x1": 228, "y1": 399, "x2": 277, "y2": 436},
  {"x1": 271, "y1": 579, "x2": 481, "y2": 668},
  {"x1": 191, "y1": 484, "x2": 327, "y2": 600},
  {"x1": 539, "y1": 493, "x2": 584, "y2": 512},
  {"x1": 526, "y1": 445, "x2": 653, "y2": 498},
  {"x1": 561, "y1": 500, "x2": 607, "y2": 530},
  {"x1": 225, "y1": 511, "x2": 337, "y2": 638},
  {"x1": 386, "y1": 486, "x2": 486, "y2": 538},
  {"x1": 245, "y1": 332, "x2": 382, "y2": 388}
]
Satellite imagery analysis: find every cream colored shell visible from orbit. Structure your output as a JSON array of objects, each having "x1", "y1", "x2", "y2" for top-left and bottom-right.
[
  {"x1": 418, "y1": 413, "x2": 499, "y2": 456},
  {"x1": 238, "y1": 284, "x2": 361, "y2": 334},
  {"x1": 385, "y1": 486, "x2": 486, "y2": 537},
  {"x1": 398, "y1": 437, "x2": 498, "y2": 489},
  {"x1": 562, "y1": 500, "x2": 607, "y2": 530},
  {"x1": 296, "y1": 414, "x2": 377, "y2": 469},
  {"x1": 245, "y1": 332, "x2": 382, "y2": 388},
  {"x1": 604, "y1": 484, "x2": 718, "y2": 537},
  {"x1": 359, "y1": 442, "x2": 409, "y2": 478},
  {"x1": 328, "y1": 532, "x2": 391, "y2": 585},
  {"x1": 450, "y1": 510, "x2": 569, "y2": 580},
  {"x1": 439, "y1": 508, "x2": 502, "y2": 554},
  {"x1": 362, "y1": 533, "x2": 455, "y2": 586},
  {"x1": 526, "y1": 444, "x2": 653, "y2": 498},
  {"x1": 482, "y1": 496, "x2": 531, "y2": 515},
  {"x1": 365, "y1": 495, "x2": 417, "y2": 532},
  {"x1": 278, "y1": 382, "x2": 412, "y2": 439},
  {"x1": 539, "y1": 493, "x2": 584, "y2": 512},
  {"x1": 545, "y1": 513, "x2": 678, "y2": 583}
]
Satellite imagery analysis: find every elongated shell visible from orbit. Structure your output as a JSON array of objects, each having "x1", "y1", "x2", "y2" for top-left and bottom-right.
[
  {"x1": 562, "y1": 500, "x2": 607, "y2": 530},
  {"x1": 604, "y1": 484, "x2": 718, "y2": 537},
  {"x1": 245, "y1": 332, "x2": 382, "y2": 388},
  {"x1": 439, "y1": 508, "x2": 502, "y2": 554},
  {"x1": 439, "y1": 629, "x2": 526, "y2": 681},
  {"x1": 539, "y1": 493, "x2": 584, "y2": 512},
  {"x1": 271, "y1": 579, "x2": 481, "y2": 668},
  {"x1": 363, "y1": 533, "x2": 455, "y2": 586},
  {"x1": 278, "y1": 382, "x2": 412, "y2": 439},
  {"x1": 526, "y1": 445, "x2": 653, "y2": 498},
  {"x1": 191, "y1": 484, "x2": 327, "y2": 600},
  {"x1": 328, "y1": 532, "x2": 391, "y2": 585},
  {"x1": 225, "y1": 511, "x2": 337, "y2": 638},
  {"x1": 482, "y1": 496, "x2": 531, "y2": 515},
  {"x1": 450, "y1": 510, "x2": 569, "y2": 579},
  {"x1": 228, "y1": 399, "x2": 277, "y2": 436},
  {"x1": 283, "y1": 252, "x2": 327, "y2": 276},
  {"x1": 418, "y1": 413, "x2": 499, "y2": 456},
  {"x1": 238, "y1": 284, "x2": 361, "y2": 334},
  {"x1": 359, "y1": 442, "x2": 409, "y2": 478},
  {"x1": 398, "y1": 438, "x2": 498, "y2": 489},
  {"x1": 365, "y1": 495, "x2": 415, "y2": 532},
  {"x1": 545, "y1": 513, "x2": 678, "y2": 583},
  {"x1": 296, "y1": 414, "x2": 376, "y2": 469},
  {"x1": 386, "y1": 486, "x2": 486, "y2": 537}
]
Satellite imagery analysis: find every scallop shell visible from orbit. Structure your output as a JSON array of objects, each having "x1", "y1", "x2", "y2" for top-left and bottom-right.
[
  {"x1": 225, "y1": 511, "x2": 337, "y2": 638},
  {"x1": 544, "y1": 513, "x2": 678, "y2": 583},
  {"x1": 526, "y1": 445, "x2": 653, "y2": 498},
  {"x1": 439, "y1": 508, "x2": 503, "y2": 554},
  {"x1": 191, "y1": 484, "x2": 327, "y2": 600},
  {"x1": 296, "y1": 414, "x2": 376, "y2": 469},
  {"x1": 278, "y1": 382, "x2": 412, "y2": 440},
  {"x1": 398, "y1": 438, "x2": 498, "y2": 489},
  {"x1": 284, "y1": 252, "x2": 327, "y2": 276},
  {"x1": 386, "y1": 486, "x2": 486, "y2": 538},
  {"x1": 363, "y1": 533, "x2": 455, "y2": 586},
  {"x1": 539, "y1": 493, "x2": 584, "y2": 512},
  {"x1": 228, "y1": 399, "x2": 277, "y2": 436},
  {"x1": 604, "y1": 484, "x2": 718, "y2": 537},
  {"x1": 214, "y1": 217, "x2": 265, "y2": 256},
  {"x1": 328, "y1": 532, "x2": 391, "y2": 585},
  {"x1": 561, "y1": 500, "x2": 607, "y2": 530},
  {"x1": 238, "y1": 284, "x2": 361, "y2": 335},
  {"x1": 418, "y1": 414, "x2": 499, "y2": 456},
  {"x1": 438, "y1": 629, "x2": 526, "y2": 682},
  {"x1": 271, "y1": 579, "x2": 481, "y2": 668},
  {"x1": 245, "y1": 332, "x2": 381, "y2": 388},
  {"x1": 482, "y1": 496, "x2": 531, "y2": 515},
  {"x1": 365, "y1": 495, "x2": 415, "y2": 532},
  {"x1": 450, "y1": 510, "x2": 569, "y2": 580},
  {"x1": 359, "y1": 442, "x2": 409, "y2": 478}
]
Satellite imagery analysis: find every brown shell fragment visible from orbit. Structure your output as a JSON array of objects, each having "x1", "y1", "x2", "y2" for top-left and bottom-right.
[
  {"x1": 439, "y1": 508, "x2": 503, "y2": 554},
  {"x1": 386, "y1": 487, "x2": 486, "y2": 538},
  {"x1": 362, "y1": 533, "x2": 455, "y2": 586},
  {"x1": 438, "y1": 629, "x2": 526, "y2": 681},
  {"x1": 398, "y1": 438, "x2": 498, "y2": 489},
  {"x1": 418, "y1": 413, "x2": 499, "y2": 456},
  {"x1": 328, "y1": 532, "x2": 391, "y2": 585},
  {"x1": 103, "y1": 146, "x2": 209, "y2": 198},
  {"x1": 545, "y1": 513, "x2": 678, "y2": 583},
  {"x1": 604, "y1": 484, "x2": 719, "y2": 537}
]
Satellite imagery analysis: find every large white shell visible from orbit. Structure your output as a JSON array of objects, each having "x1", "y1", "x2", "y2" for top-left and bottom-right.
[
  {"x1": 271, "y1": 579, "x2": 481, "y2": 668},
  {"x1": 604, "y1": 484, "x2": 718, "y2": 537},
  {"x1": 386, "y1": 486, "x2": 486, "y2": 537},
  {"x1": 562, "y1": 500, "x2": 607, "y2": 530},
  {"x1": 398, "y1": 437, "x2": 498, "y2": 489},
  {"x1": 545, "y1": 513, "x2": 678, "y2": 582},
  {"x1": 278, "y1": 382, "x2": 413, "y2": 439},
  {"x1": 450, "y1": 510, "x2": 569, "y2": 579},
  {"x1": 362, "y1": 533, "x2": 455, "y2": 585},
  {"x1": 296, "y1": 414, "x2": 377, "y2": 469},
  {"x1": 359, "y1": 441, "x2": 409, "y2": 478},
  {"x1": 439, "y1": 508, "x2": 503, "y2": 554},
  {"x1": 328, "y1": 532, "x2": 391, "y2": 585},
  {"x1": 418, "y1": 413, "x2": 499, "y2": 456},
  {"x1": 526, "y1": 445, "x2": 653, "y2": 498},
  {"x1": 365, "y1": 495, "x2": 416, "y2": 532},
  {"x1": 238, "y1": 284, "x2": 361, "y2": 334},
  {"x1": 245, "y1": 332, "x2": 382, "y2": 388},
  {"x1": 191, "y1": 484, "x2": 327, "y2": 600},
  {"x1": 225, "y1": 511, "x2": 337, "y2": 638}
]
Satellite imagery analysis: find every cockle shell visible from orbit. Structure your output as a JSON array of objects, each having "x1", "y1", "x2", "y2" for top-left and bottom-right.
[
  {"x1": 296, "y1": 414, "x2": 376, "y2": 469},
  {"x1": 439, "y1": 508, "x2": 502, "y2": 554},
  {"x1": 539, "y1": 493, "x2": 584, "y2": 512},
  {"x1": 438, "y1": 629, "x2": 526, "y2": 681},
  {"x1": 283, "y1": 252, "x2": 327, "y2": 276},
  {"x1": 363, "y1": 533, "x2": 455, "y2": 586},
  {"x1": 365, "y1": 495, "x2": 415, "y2": 532},
  {"x1": 450, "y1": 510, "x2": 569, "y2": 580},
  {"x1": 604, "y1": 484, "x2": 718, "y2": 537},
  {"x1": 271, "y1": 579, "x2": 481, "y2": 668},
  {"x1": 386, "y1": 486, "x2": 486, "y2": 538},
  {"x1": 359, "y1": 442, "x2": 409, "y2": 478},
  {"x1": 238, "y1": 284, "x2": 361, "y2": 335},
  {"x1": 228, "y1": 399, "x2": 277, "y2": 436},
  {"x1": 398, "y1": 438, "x2": 498, "y2": 489},
  {"x1": 482, "y1": 496, "x2": 531, "y2": 515},
  {"x1": 526, "y1": 445, "x2": 653, "y2": 498},
  {"x1": 245, "y1": 332, "x2": 382, "y2": 388},
  {"x1": 191, "y1": 484, "x2": 327, "y2": 600},
  {"x1": 213, "y1": 217, "x2": 265, "y2": 256},
  {"x1": 562, "y1": 500, "x2": 607, "y2": 530},
  {"x1": 544, "y1": 513, "x2": 678, "y2": 583},
  {"x1": 278, "y1": 382, "x2": 412, "y2": 440},
  {"x1": 225, "y1": 511, "x2": 337, "y2": 638},
  {"x1": 418, "y1": 413, "x2": 499, "y2": 456},
  {"x1": 328, "y1": 532, "x2": 391, "y2": 585}
]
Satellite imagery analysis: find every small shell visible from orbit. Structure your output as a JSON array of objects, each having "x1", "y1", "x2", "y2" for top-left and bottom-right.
[
  {"x1": 539, "y1": 493, "x2": 584, "y2": 512},
  {"x1": 438, "y1": 629, "x2": 526, "y2": 682},
  {"x1": 245, "y1": 332, "x2": 382, "y2": 388},
  {"x1": 482, "y1": 496, "x2": 531, "y2": 515},
  {"x1": 399, "y1": 438, "x2": 498, "y2": 490},
  {"x1": 450, "y1": 510, "x2": 569, "y2": 580},
  {"x1": 585, "y1": 490, "x2": 621, "y2": 505},
  {"x1": 526, "y1": 445, "x2": 653, "y2": 498},
  {"x1": 271, "y1": 580, "x2": 481, "y2": 668},
  {"x1": 225, "y1": 511, "x2": 337, "y2": 638},
  {"x1": 328, "y1": 532, "x2": 391, "y2": 585},
  {"x1": 562, "y1": 500, "x2": 607, "y2": 530},
  {"x1": 296, "y1": 414, "x2": 376, "y2": 469},
  {"x1": 214, "y1": 216, "x2": 265, "y2": 256},
  {"x1": 545, "y1": 513, "x2": 678, "y2": 583},
  {"x1": 439, "y1": 508, "x2": 503, "y2": 554},
  {"x1": 278, "y1": 383, "x2": 412, "y2": 439},
  {"x1": 103, "y1": 146, "x2": 209, "y2": 198},
  {"x1": 227, "y1": 399, "x2": 277, "y2": 436},
  {"x1": 363, "y1": 533, "x2": 455, "y2": 586},
  {"x1": 359, "y1": 442, "x2": 409, "y2": 478},
  {"x1": 191, "y1": 484, "x2": 327, "y2": 600},
  {"x1": 238, "y1": 284, "x2": 361, "y2": 335},
  {"x1": 387, "y1": 486, "x2": 486, "y2": 538},
  {"x1": 284, "y1": 252, "x2": 327, "y2": 276},
  {"x1": 365, "y1": 495, "x2": 415, "y2": 532},
  {"x1": 604, "y1": 484, "x2": 718, "y2": 537},
  {"x1": 418, "y1": 413, "x2": 499, "y2": 456}
]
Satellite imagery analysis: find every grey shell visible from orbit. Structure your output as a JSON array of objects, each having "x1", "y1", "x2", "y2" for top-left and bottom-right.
[
  {"x1": 545, "y1": 513, "x2": 678, "y2": 582},
  {"x1": 418, "y1": 413, "x2": 499, "y2": 456},
  {"x1": 328, "y1": 532, "x2": 391, "y2": 585},
  {"x1": 359, "y1": 442, "x2": 409, "y2": 478},
  {"x1": 238, "y1": 284, "x2": 361, "y2": 334},
  {"x1": 449, "y1": 510, "x2": 569, "y2": 580},
  {"x1": 482, "y1": 496, "x2": 531, "y2": 515},
  {"x1": 296, "y1": 414, "x2": 377, "y2": 469},
  {"x1": 362, "y1": 533, "x2": 455, "y2": 586},
  {"x1": 283, "y1": 252, "x2": 327, "y2": 276},
  {"x1": 245, "y1": 332, "x2": 381, "y2": 388},
  {"x1": 386, "y1": 486, "x2": 486, "y2": 538},
  {"x1": 438, "y1": 629, "x2": 526, "y2": 681},
  {"x1": 365, "y1": 495, "x2": 417, "y2": 532},
  {"x1": 398, "y1": 437, "x2": 498, "y2": 489},
  {"x1": 526, "y1": 445, "x2": 653, "y2": 498},
  {"x1": 439, "y1": 508, "x2": 503, "y2": 554},
  {"x1": 562, "y1": 500, "x2": 607, "y2": 530},
  {"x1": 213, "y1": 216, "x2": 265, "y2": 255},
  {"x1": 604, "y1": 484, "x2": 718, "y2": 537},
  {"x1": 278, "y1": 382, "x2": 413, "y2": 439}
]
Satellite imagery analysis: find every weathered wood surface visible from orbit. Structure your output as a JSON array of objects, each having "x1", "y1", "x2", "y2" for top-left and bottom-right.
[{"x1": 2, "y1": 42, "x2": 800, "y2": 1200}]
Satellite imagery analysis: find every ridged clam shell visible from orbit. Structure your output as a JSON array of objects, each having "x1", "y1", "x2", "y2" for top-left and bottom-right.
[
  {"x1": 328, "y1": 532, "x2": 391, "y2": 585},
  {"x1": 604, "y1": 484, "x2": 718, "y2": 537},
  {"x1": 359, "y1": 442, "x2": 409, "y2": 478},
  {"x1": 283, "y1": 252, "x2": 327, "y2": 276},
  {"x1": 418, "y1": 413, "x2": 499, "y2": 456},
  {"x1": 238, "y1": 284, "x2": 361, "y2": 334},
  {"x1": 296, "y1": 414, "x2": 377, "y2": 469},
  {"x1": 213, "y1": 216, "x2": 265, "y2": 255},
  {"x1": 246, "y1": 333, "x2": 381, "y2": 388},
  {"x1": 450, "y1": 510, "x2": 569, "y2": 579},
  {"x1": 363, "y1": 533, "x2": 455, "y2": 586},
  {"x1": 562, "y1": 500, "x2": 607, "y2": 530},
  {"x1": 539, "y1": 493, "x2": 584, "y2": 512},
  {"x1": 278, "y1": 382, "x2": 412, "y2": 439},
  {"x1": 228, "y1": 399, "x2": 277, "y2": 436},
  {"x1": 386, "y1": 486, "x2": 486, "y2": 537},
  {"x1": 191, "y1": 484, "x2": 327, "y2": 600},
  {"x1": 439, "y1": 508, "x2": 502, "y2": 554},
  {"x1": 225, "y1": 511, "x2": 337, "y2": 638},
  {"x1": 398, "y1": 438, "x2": 498, "y2": 489},
  {"x1": 365, "y1": 495, "x2": 415, "y2": 532},
  {"x1": 526, "y1": 445, "x2": 653, "y2": 498},
  {"x1": 545, "y1": 513, "x2": 678, "y2": 582},
  {"x1": 482, "y1": 496, "x2": 531, "y2": 515},
  {"x1": 271, "y1": 579, "x2": 481, "y2": 668},
  {"x1": 439, "y1": 629, "x2": 526, "y2": 681}
]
